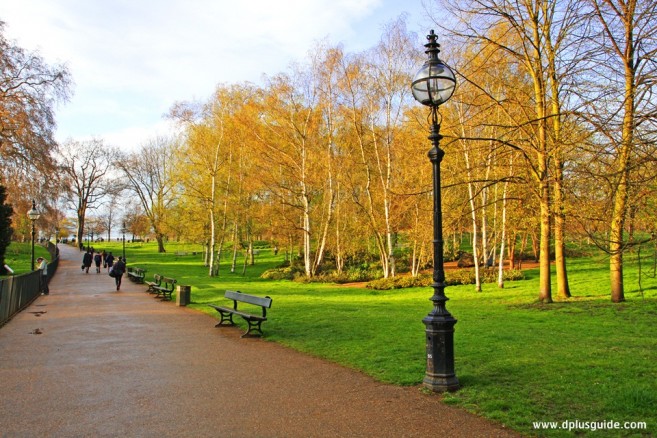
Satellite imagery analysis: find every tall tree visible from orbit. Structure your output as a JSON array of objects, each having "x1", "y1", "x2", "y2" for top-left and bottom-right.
[
  {"x1": 436, "y1": 0, "x2": 584, "y2": 302},
  {"x1": 251, "y1": 66, "x2": 327, "y2": 278},
  {"x1": 337, "y1": 18, "x2": 419, "y2": 278},
  {"x1": 59, "y1": 139, "x2": 116, "y2": 250},
  {"x1": 170, "y1": 84, "x2": 255, "y2": 276},
  {"x1": 172, "y1": 98, "x2": 225, "y2": 275},
  {"x1": 115, "y1": 137, "x2": 179, "y2": 253},
  {"x1": 361, "y1": 18, "x2": 418, "y2": 278},
  {"x1": 587, "y1": 0, "x2": 657, "y2": 302},
  {"x1": 0, "y1": 21, "x2": 71, "y2": 205}
]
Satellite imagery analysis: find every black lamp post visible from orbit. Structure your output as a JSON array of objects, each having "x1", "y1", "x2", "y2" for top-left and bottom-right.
[
  {"x1": 122, "y1": 221, "x2": 126, "y2": 261},
  {"x1": 27, "y1": 200, "x2": 40, "y2": 271},
  {"x1": 411, "y1": 30, "x2": 459, "y2": 392}
]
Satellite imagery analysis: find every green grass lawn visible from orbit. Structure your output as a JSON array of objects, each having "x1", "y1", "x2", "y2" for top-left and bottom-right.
[
  {"x1": 12, "y1": 240, "x2": 657, "y2": 436},
  {"x1": 2, "y1": 242, "x2": 51, "y2": 274}
]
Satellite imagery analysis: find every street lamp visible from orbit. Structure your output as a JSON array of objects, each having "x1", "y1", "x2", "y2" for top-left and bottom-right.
[
  {"x1": 411, "y1": 29, "x2": 459, "y2": 392},
  {"x1": 122, "y1": 221, "x2": 126, "y2": 261},
  {"x1": 27, "y1": 200, "x2": 40, "y2": 271}
]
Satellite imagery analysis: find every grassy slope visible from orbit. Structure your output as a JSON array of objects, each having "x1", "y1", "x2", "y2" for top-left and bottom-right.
[{"x1": 2, "y1": 242, "x2": 51, "y2": 274}]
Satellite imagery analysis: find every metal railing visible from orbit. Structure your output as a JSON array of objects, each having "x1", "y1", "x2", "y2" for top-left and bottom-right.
[{"x1": 0, "y1": 253, "x2": 59, "y2": 328}]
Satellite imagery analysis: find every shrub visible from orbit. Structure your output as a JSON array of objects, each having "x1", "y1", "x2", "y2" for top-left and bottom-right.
[
  {"x1": 261, "y1": 265, "x2": 303, "y2": 280},
  {"x1": 291, "y1": 267, "x2": 379, "y2": 284},
  {"x1": 366, "y1": 274, "x2": 432, "y2": 290},
  {"x1": 366, "y1": 269, "x2": 525, "y2": 290}
]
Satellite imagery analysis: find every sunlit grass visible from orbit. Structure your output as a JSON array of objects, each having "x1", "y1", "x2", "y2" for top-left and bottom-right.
[{"x1": 2, "y1": 242, "x2": 51, "y2": 274}]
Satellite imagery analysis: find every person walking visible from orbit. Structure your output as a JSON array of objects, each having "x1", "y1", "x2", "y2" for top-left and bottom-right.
[
  {"x1": 82, "y1": 250, "x2": 92, "y2": 274},
  {"x1": 93, "y1": 251, "x2": 102, "y2": 273},
  {"x1": 36, "y1": 257, "x2": 49, "y2": 295},
  {"x1": 105, "y1": 252, "x2": 115, "y2": 272},
  {"x1": 112, "y1": 256, "x2": 126, "y2": 291}
]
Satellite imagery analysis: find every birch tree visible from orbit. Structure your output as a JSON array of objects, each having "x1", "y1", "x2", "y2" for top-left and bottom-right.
[
  {"x1": 170, "y1": 85, "x2": 252, "y2": 276},
  {"x1": 252, "y1": 66, "x2": 327, "y2": 277},
  {"x1": 435, "y1": 0, "x2": 585, "y2": 302}
]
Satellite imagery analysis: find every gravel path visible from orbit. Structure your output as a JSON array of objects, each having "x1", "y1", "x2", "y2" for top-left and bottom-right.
[{"x1": 0, "y1": 244, "x2": 519, "y2": 437}]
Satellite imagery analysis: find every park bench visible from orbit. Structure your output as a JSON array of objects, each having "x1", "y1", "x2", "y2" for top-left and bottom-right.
[
  {"x1": 152, "y1": 276, "x2": 177, "y2": 301},
  {"x1": 145, "y1": 274, "x2": 162, "y2": 293},
  {"x1": 208, "y1": 290, "x2": 273, "y2": 338},
  {"x1": 127, "y1": 267, "x2": 146, "y2": 283}
]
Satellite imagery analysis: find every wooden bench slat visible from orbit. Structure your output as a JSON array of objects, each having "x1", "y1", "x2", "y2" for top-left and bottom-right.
[{"x1": 225, "y1": 290, "x2": 272, "y2": 308}]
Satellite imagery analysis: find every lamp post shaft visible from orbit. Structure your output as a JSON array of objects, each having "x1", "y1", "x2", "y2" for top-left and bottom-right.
[
  {"x1": 31, "y1": 222, "x2": 36, "y2": 271},
  {"x1": 28, "y1": 200, "x2": 39, "y2": 271},
  {"x1": 422, "y1": 120, "x2": 459, "y2": 392}
]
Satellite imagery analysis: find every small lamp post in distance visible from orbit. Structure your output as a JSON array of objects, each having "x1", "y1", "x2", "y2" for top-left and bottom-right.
[
  {"x1": 27, "y1": 200, "x2": 40, "y2": 271},
  {"x1": 410, "y1": 29, "x2": 459, "y2": 392}
]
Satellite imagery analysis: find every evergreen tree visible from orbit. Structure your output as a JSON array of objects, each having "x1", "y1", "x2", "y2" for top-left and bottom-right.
[{"x1": 0, "y1": 185, "x2": 14, "y2": 275}]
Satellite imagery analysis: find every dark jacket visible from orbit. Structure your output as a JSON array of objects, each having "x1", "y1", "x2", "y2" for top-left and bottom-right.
[
  {"x1": 113, "y1": 260, "x2": 126, "y2": 276},
  {"x1": 82, "y1": 252, "x2": 93, "y2": 267}
]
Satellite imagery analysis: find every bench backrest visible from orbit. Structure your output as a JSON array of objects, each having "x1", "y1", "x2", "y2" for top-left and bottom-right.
[
  {"x1": 162, "y1": 277, "x2": 177, "y2": 287},
  {"x1": 153, "y1": 274, "x2": 162, "y2": 282},
  {"x1": 225, "y1": 290, "x2": 272, "y2": 308}
]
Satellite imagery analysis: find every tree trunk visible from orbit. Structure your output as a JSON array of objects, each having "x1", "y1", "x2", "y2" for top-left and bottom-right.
[
  {"x1": 231, "y1": 221, "x2": 239, "y2": 273},
  {"x1": 508, "y1": 232, "x2": 516, "y2": 269},
  {"x1": 609, "y1": 156, "x2": 629, "y2": 303},
  {"x1": 411, "y1": 203, "x2": 422, "y2": 277},
  {"x1": 302, "y1": 200, "x2": 312, "y2": 277},
  {"x1": 538, "y1": 174, "x2": 552, "y2": 303},
  {"x1": 76, "y1": 210, "x2": 86, "y2": 251},
  {"x1": 208, "y1": 207, "x2": 216, "y2": 276},
  {"x1": 498, "y1": 165, "x2": 509, "y2": 288},
  {"x1": 465, "y1": 153, "x2": 481, "y2": 292},
  {"x1": 553, "y1": 178, "x2": 571, "y2": 298},
  {"x1": 335, "y1": 192, "x2": 344, "y2": 274},
  {"x1": 608, "y1": 39, "x2": 635, "y2": 303},
  {"x1": 156, "y1": 233, "x2": 166, "y2": 253}
]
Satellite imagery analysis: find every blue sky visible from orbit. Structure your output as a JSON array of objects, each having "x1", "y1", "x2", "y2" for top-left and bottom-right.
[{"x1": 3, "y1": 0, "x2": 437, "y2": 149}]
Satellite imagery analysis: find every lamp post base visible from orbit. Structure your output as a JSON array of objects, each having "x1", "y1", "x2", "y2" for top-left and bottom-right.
[
  {"x1": 423, "y1": 314, "x2": 459, "y2": 392},
  {"x1": 423, "y1": 373, "x2": 459, "y2": 392}
]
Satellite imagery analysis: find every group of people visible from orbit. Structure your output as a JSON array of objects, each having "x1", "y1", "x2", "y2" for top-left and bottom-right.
[{"x1": 81, "y1": 249, "x2": 126, "y2": 290}]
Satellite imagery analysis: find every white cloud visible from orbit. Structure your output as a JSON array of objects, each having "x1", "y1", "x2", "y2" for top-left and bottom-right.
[{"x1": 3, "y1": 0, "x2": 430, "y2": 150}]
